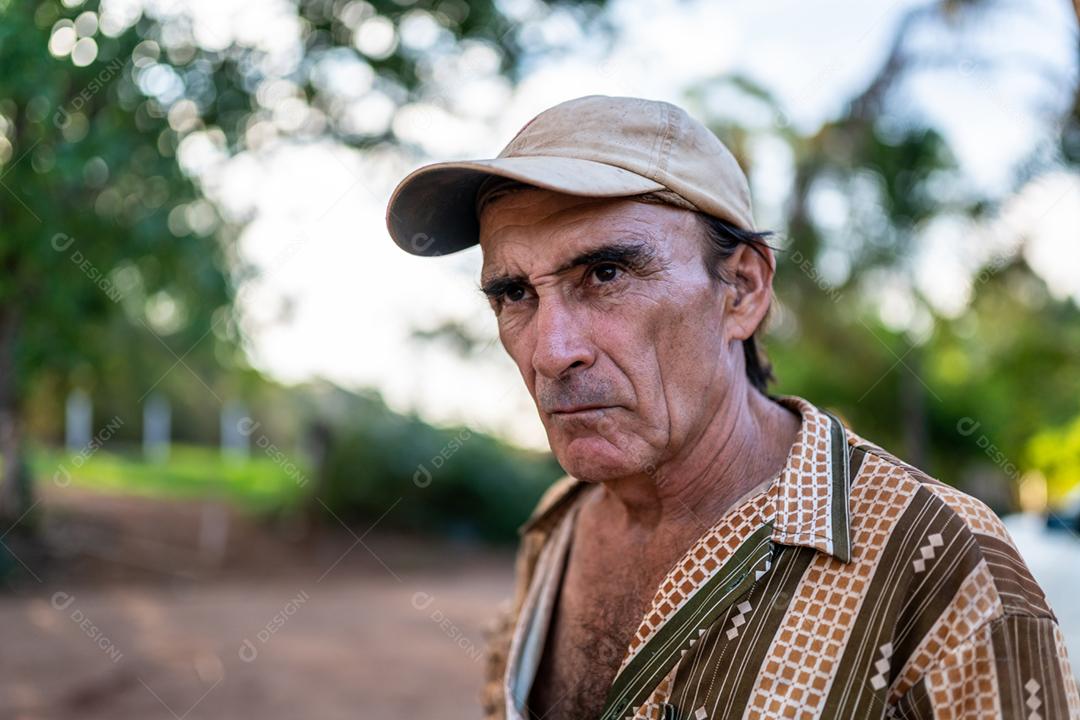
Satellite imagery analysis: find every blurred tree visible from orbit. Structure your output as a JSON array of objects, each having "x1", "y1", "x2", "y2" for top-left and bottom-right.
[
  {"x1": 1028, "y1": 414, "x2": 1080, "y2": 506},
  {"x1": 0, "y1": 0, "x2": 610, "y2": 523},
  {"x1": 309, "y1": 383, "x2": 562, "y2": 542},
  {"x1": 0, "y1": 2, "x2": 232, "y2": 522},
  {"x1": 689, "y1": 0, "x2": 1080, "y2": 509}
]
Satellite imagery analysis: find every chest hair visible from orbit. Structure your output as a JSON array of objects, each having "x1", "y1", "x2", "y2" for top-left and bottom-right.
[{"x1": 528, "y1": 527, "x2": 672, "y2": 720}]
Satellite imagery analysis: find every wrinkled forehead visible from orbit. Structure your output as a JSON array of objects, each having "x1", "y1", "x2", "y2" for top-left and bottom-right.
[{"x1": 477, "y1": 188, "x2": 697, "y2": 281}]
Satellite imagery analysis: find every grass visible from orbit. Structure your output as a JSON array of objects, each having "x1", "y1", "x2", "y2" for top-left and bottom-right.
[{"x1": 31, "y1": 443, "x2": 311, "y2": 513}]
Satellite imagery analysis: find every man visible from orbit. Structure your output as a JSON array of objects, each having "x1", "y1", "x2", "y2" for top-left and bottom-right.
[{"x1": 385, "y1": 95, "x2": 1079, "y2": 719}]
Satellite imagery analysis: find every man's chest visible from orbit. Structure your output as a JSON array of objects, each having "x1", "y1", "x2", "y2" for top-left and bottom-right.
[{"x1": 527, "y1": 533, "x2": 671, "y2": 720}]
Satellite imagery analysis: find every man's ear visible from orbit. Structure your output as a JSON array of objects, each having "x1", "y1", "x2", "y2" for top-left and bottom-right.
[{"x1": 723, "y1": 243, "x2": 775, "y2": 343}]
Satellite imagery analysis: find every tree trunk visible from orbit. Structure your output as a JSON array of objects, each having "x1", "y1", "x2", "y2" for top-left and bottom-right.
[{"x1": 0, "y1": 305, "x2": 32, "y2": 523}]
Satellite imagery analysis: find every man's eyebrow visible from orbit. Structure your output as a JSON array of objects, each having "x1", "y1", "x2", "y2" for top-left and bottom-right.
[{"x1": 479, "y1": 239, "x2": 658, "y2": 298}]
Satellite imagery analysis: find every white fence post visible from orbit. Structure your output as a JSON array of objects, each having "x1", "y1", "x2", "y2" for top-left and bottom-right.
[
  {"x1": 143, "y1": 393, "x2": 171, "y2": 462},
  {"x1": 220, "y1": 400, "x2": 250, "y2": 460},
  {"x1": 65, "y1": 389, "x2": 92, "y2": 451}
]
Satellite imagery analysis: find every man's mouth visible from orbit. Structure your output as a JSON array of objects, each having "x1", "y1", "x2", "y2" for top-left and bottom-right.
[{"x1": 548, "y1": 404, "x2": 613, "y2": 416}]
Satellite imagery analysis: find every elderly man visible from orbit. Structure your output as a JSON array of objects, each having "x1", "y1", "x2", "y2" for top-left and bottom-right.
[{"x1": 385, "y1": 95, "x2": 1079, "y2": 720}]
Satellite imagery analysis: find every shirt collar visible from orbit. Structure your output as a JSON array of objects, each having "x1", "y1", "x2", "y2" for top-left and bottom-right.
[
  {"x1": 518, "y1": 395, "x2": 854, "y2": 564},
  {"x1": 767, "y1": 395, "x2": 854, "y2": 563}
]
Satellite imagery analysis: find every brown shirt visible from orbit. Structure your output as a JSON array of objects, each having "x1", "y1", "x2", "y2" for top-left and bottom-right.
[{"x1": 480, "y1": 395, "x2": 1080, "y2": 719}]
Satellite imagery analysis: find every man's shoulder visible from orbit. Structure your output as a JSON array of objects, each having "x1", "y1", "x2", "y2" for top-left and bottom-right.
[
  {"x1": 837, "y1": 428, "x2": 1078, "y2": 714},
  {"x1": 844, "y1": 427, "x2": 1055, "y2": 622},
  {"x1": 846, "y1": 428, "x2": 1014, "y2": 546}
]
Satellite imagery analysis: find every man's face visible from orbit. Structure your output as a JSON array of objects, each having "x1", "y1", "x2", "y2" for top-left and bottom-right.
[{"x1": 478, "y1": 188, "x2": 751, "y2": 483}]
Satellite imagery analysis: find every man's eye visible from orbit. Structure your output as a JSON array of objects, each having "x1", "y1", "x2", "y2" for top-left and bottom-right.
[
  {"x1": 591, "y1": 263, "x2": 620, "y2": 283},
  {"x1": 504, "y1": 284, "x2": 527, "y2": 302}
]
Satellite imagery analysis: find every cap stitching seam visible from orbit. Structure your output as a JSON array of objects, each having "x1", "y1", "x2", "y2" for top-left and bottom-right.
[
  {"x1": 644, "y1": 101, "x2": 667, "y2": 181},
  {"x1": 655, "y1": 103, "x2": 677, "y2": 178}
]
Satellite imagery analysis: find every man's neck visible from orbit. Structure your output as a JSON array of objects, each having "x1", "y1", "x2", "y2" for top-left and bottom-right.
[{"x1": 590, "y1": 385, "x2": 802, "y2": 540}]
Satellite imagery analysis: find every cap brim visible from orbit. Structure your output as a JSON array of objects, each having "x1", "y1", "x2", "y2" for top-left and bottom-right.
[{"x1": 385, "y1": 155, "x2": 665, "y2": 256}]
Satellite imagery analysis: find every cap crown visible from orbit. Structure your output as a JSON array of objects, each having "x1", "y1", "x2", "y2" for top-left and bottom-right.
[{"x1": 499, "y1": 95, "x2": 755, "y2": 230}]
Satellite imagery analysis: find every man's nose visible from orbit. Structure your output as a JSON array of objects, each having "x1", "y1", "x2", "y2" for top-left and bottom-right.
[{"x1": 531, "y1": 298, "x2": 595, "y2": 380}]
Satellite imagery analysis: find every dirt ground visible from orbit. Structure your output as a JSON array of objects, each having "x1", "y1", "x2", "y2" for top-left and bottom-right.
[
  {"x1": 5, "y1": 489, "x2": 1080, "y2": 719},
  {"x1": 0, "y1": 488, "x2": 515, "y2": 719}
]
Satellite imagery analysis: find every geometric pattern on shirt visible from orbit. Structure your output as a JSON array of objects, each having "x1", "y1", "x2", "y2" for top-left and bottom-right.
[
  {"x1": 888, "y1": 558, "x2": 1004, "y2": 704},
  {"x1": 661, "y1": 543, "x2": 820, "y2": 720},
  {"x1": 1026, "y1": 678, "x2": 1044, "y2": 720},
  {"x1": 870, "y1": 642, "x2": 894, "y2": 690},
  {"x1": 743, "y1": 454, "x2": 918, "y2": 719},
  {"x1": 726, "y1": 600, "x2": 754, "y2": 641},
  {"x1": 618, "y1": 397, "x2": 845, "y2": 678},
  {"x1": 484, "y1": 395, "x2": 1080, "y2": 720},
  {"x1": 599, "y1": 524, "x2": 775, "y2": 720},
  {"x1": 924, "y1": 481, "x2": 1018, "y2": 546},
  {"x1": 770, "y1": 398, "x2": 839, "y2": 556},
  {"x1": 629, "y1": 669, "x2": 676, "y2": 720},
  {"x1": 1053, "y1": 622, "x2": 1080, "y2": 718},
  {"x1": 618, "y1": 491, "x2": 773, "y2": 674},
  {"x1": 912, "y1": 532, "x2": 944, "y2": 573},
  {"x1": 924, "y1": 619, "x2": 1002, "y2": 719}
]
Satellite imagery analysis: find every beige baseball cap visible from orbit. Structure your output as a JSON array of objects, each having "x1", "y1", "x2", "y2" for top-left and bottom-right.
[{"x1": 385, "y1": 94, "x2": 755, "y2": 256}]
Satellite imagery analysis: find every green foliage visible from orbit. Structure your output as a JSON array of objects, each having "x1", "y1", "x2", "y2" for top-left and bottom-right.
[
  {"x1": 317, "y1": 389, "x2": 563, "y2": 542},
  {"x1": 0, "y1": 0, "x2": 608, "y2": 520},
  {"x1": 2, "y1": 0, "x2": 1075, "y2": 535},
  {"x1": 0, "y1": 2, "x2": 233, "y2": 390},
  {"x1": 30, "y1": 443, "x2": 309, "y2": 513},
  {"x1": 28, "y1": 378, "x2": 566, "y2": 543},
  {"x1": 704, "y1": 73, "x2": 1080, "y2": 503},
  {"x1": 1027, "y1": 415, "x2": 1080, "y2": 506}
]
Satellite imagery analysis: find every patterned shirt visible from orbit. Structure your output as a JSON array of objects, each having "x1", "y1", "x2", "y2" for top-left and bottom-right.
[{"x1": 480, "y1": 395, "x2": 1080, "y2": 720}]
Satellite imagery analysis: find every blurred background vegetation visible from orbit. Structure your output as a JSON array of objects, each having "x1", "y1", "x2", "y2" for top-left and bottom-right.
[
  {"x1": 0, "y1": 0, "x2": 1077, "y2": 556},
  {"x1": 1, "y1": 0, "x2": 1078, "y2": 715}
]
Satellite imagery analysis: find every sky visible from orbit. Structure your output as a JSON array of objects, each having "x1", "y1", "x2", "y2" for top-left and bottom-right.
[{"x1": 115, "y1": 0, "x2": 1080, "y2": 450}]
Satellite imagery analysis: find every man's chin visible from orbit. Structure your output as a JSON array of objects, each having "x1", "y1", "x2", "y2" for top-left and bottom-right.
[{"x1": 552, "y1": 435, "x2": 639, "y2": 483}]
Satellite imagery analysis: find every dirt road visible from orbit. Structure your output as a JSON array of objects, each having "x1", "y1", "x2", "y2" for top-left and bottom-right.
[{"x1": 0, "y1": 490, "x2": 515, "y2": 719}]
